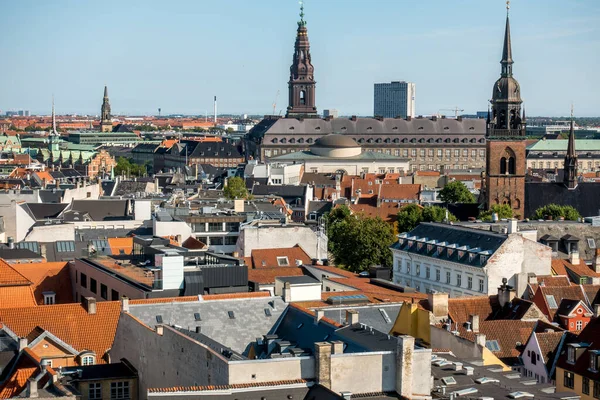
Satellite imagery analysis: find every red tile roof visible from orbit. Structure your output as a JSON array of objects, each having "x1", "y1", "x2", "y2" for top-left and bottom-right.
[
  {"x1": 248, "y1": 267, "x2": 305, "y2": 284},
  {"x1": 554, "y1": 258, "x2": 600, "y2": 280},
  {"x1": 0, "y1": 259, "x2": 31, "y2": 286},
  {"x1": 249, "y1": 245, "x2": 312, "y2": 269},
  {"x1": 463, "y1": 320, "x2": 536, "y2": 359},
  {"x1": 147, "y1": 379, "x2": 309, "y2": 393},
  {"x1": 10, "y1": 262, "x2": 73, "y2": 305},
  {"x1": 0, "y1": 302, "x2": 121, "y2": 363},
  {"x1": 0, "y1": 348, "x2": 51, "y2": 399}
]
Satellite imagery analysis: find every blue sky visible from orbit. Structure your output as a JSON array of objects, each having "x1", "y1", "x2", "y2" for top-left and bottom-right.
[{"x1": 0, "y1": 0, "x2": 598, "y2": 117}]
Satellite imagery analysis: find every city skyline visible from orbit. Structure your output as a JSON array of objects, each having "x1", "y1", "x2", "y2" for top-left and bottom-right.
[{"x1": 0, "y1": 0, "x2": 599, "y2": 116}]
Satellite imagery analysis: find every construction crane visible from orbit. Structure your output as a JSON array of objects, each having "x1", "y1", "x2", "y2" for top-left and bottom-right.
[
  {"x1": 272, "y1": 90, "x2": 280, "y2": 115},
  {"x1": 439, "y1": 107, "x2": 465, "y2": 118}
]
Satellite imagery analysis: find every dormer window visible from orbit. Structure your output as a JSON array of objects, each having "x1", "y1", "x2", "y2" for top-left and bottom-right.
[
  {"x1": 568, "y1": 346, "x2": 576, "y2": 364},
  {"x1": 480, "y1": 255, "x2": 487, "y2": 264},
  {"x1": 43, "y1": 291, "x2": 56, "y2": 305},
  {"x1": 590, "y1": 351, "x2": 599, "y2": 372}
]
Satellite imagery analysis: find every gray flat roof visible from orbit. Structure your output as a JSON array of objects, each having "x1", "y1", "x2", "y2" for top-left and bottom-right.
[{"x1": 275, "y1": 276, "x2": 321, "y2": 285}]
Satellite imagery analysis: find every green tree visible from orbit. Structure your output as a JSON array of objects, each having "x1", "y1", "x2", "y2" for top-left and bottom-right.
[
  {"x1": 114, "y1": 157, "x2": 146, "y2": 177},
  {"x1": 479, "y1": 204, "x2": 514, "y2": 222},
  {"x1": 439, "y1": 181, "x2": 475, "y2": 203},
  {"x1": 396, "y1": 204, "x2": 457, "y2": 233},
  {"x1": 223, "y1": 176, "x2": 249, "y2": 199},
  {"x1": 532, "y1": 204, "x2": 581, "y2": 221},
  {"x1": 396, "y1": 204, "x2": 424, "y2": 233},
  {"x1": 327, "y1": 208, "x2": 395, "y2": 272}
]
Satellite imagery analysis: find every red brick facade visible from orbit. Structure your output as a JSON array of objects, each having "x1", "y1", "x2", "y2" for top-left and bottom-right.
[{"x1": 485, "y1": 139, "x2": 526, "y2": 218}]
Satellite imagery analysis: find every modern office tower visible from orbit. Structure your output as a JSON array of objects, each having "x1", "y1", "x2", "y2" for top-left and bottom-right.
[
  {"x1": 374, "y1": 81, "x2": 416, "y2": 119},
  {"x1": 323, "y1": 109, "x2": 338, "y2": 118}
]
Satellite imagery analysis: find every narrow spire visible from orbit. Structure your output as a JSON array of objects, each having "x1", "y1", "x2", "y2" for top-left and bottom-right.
[
  {"x1": 522, "y1": 107, "x2": 526, "y2": 123},
  {"x1": 567, "y1": 104, "x2": 575, "y2": 158},
  {"x1": 51, "y1": 96, "x2": 58, "y2": 136},
  {"x1": 104, "y1": 85, "x2": 108, "y2": 97},
  {"x1": 486, "y1": 105, "x2": 491, "y2": 124},
  {"x1": 501, "y1": 1, "x2": 513, "y2": 76}
]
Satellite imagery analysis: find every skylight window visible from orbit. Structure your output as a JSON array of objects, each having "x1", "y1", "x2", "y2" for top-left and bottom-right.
[
  {"x1": 264, "y1": 308, "x2": 272, "y2": 317},
  {"x1": 379, "y1": 308, "x2": 392, "y2": 324},
  {"x1": 508, "y1": 392, "x2": 534, "y2": 399},
  {"x1": 485, "y1": 340, "x2": 500, "y2": 352},
  {"x1": 441, "y1": 377, "x2": 457, "y2": 386},
  {"x1": 546, "y1": 295, "x2": 558, "y2": 309},
  {"x1": 277, "y1": 256, "x2": 289, "y2": 266},
  {"x1": 228, "y1": 311, "x2": 235, "y2": 319},
  {"x1": 194, "y1": 312, "x2": 201, "y2": 321},
  {"x1": 587, "y1": 238, "x2": 596, "y2": 249},
  {"x1": 156, "y1": 315, "x2": 163, "y2": 323},
  {"x1": 450, "y1": 388, "x2": 477, "y2": 397},
  {"x1": 475, "y1": 377, "x2": 500, "y2": 384}
]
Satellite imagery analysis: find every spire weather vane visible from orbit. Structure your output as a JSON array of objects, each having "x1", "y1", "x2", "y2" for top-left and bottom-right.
[
  {"x1": 506, "y1": 1, "x2": 510, "y2": 14},
  {"x1": 299, "y1": 0, "x2": 305, "y2": 25}
]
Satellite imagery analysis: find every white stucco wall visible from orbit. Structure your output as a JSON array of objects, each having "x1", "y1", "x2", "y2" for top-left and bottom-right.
[
  {"x1": 237, "y1": 225, "x2": 323, "y2": 259},
  {"x1": 153, "y1": 219, "x2": 192, "y2": 243},
  {"x1": 155, "y1": 254, "x2": 184, "y2": 290},
  {"x1": 62, "y1": 183, "x2": 101, "y2": 203},
  {"x1": 26, "y1": 224, "x2": 76, "y2": 242},
  {"x1": 228, "y1": 357, "x2": 315, "y2": 384},
  {"x1": 330, "y1": 352, "x2": 396, "y2": 394},
  {"x1": 521, "y1": 332, "x2": 554, "y2": 383}
]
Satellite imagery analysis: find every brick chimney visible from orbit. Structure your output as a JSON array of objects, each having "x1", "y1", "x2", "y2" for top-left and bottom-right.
[
  {"x1": 314, "y1": 309, "x2": 324, "y2": 325},
  {"x1": 498, "y1": 278, "x2": 516, "y2": 308},
  {"x1": 315, "y1": 342, "x2": 332, "y2": 389},
  {"x1": 395, "y1": 335, "x2": 415, "y2": 398},
  {"x1": 121, "y1": 296, "x2": 130, "y2": 313},
  {"x1": 475, "y1": 333, "x2": 486, "y2": 347},
  {"x1": 19, "y1": 337, "x2": 28, "y2": 351},
  {"x1": 346, "y1": 309, "x2": 359, "y2": 325},
  {"x1": 569, "y1": 250, "x2": 580, "y2": 266},
  {"x1": 26, "y1": 378, "x2": 38, "y2": 398},
  {"x1": 84, "y1": 297, "x2": 97, "y2": 315},
  {"x1": 428, "y1": 292, "x2": 449, "y2": 321},
  {"x1": 593, "y1": 249, "x2": 600, "y2": 273}
]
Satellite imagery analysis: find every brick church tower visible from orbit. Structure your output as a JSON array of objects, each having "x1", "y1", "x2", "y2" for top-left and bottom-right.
[
  {"x1": 286, "y1": 3, "x2": 318, "y2": 118},
  {"x1": 484, "y1": 2, "x2": 526, "y2": 218},
  {"x1": 100, "y1": 86, "x2": 113, "y2": 133}
]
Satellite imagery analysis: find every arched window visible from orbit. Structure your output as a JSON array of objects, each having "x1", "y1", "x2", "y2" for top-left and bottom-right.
[
  {"x1": 299, "y1": 90, "x2": 306, "y2": 105},
  {"x1": 508, "y1": 157, "x2": 516, "y2": 174},
  {"x1": 500, "y1": 157, "x2": 507, "y2": 174}
]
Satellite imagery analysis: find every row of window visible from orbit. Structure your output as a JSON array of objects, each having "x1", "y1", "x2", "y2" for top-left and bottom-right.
[
  {"x1": 192, "y1": 222, "x2": 240, "y2": 233},
  {"x1": 263, "y1": 148, "x2": 486, "y2": 158},
  {"x1": 530, "y1": 160, "x2": 599, "y2": 170},
  {"x1": 89, "y1": 381, "x2": 130, "y2": 400},
  {"x1": 270, "y1": 137, "x2": 484, "y2": 145},
  {"x1": 78, "y1": 272, "x2": 120, "y2": 301},
  {"x1": 564, "y1": 371, "x2": 600, "y2": 398},
  {"x1": 196, "y1": 236, "x2": 238, "y2": 246},
  {"x1": 396, "y1": 261, "x2": 485, "y2": 292}
]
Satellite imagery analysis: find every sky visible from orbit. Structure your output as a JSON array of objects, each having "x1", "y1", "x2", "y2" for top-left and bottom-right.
[{"x1": 0, "y1": 0, "x2": 599, "y2": 117}]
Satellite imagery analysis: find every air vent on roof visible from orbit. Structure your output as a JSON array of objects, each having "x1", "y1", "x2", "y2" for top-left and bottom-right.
[
  {"x1": 156, "y1": 315, "x2": 163, "y2": 323},
  {"x1": 194, "y1": 312, "x2": 201, "y2": 321},
  {"x1": 228, "y1": 311, "x2": 235, "y2": 319}
]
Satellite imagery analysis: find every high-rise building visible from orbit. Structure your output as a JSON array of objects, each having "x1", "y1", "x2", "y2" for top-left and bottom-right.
[
  {"x1": 100, "y1": 86, "x2": 112, "y2": 133},
  {"x1": 484, "y1": 3, "x2": 527, "y2": 218},
  {"x1": 286, "y1": 3, "x2": 317, "y2": 118},
  {"x1": 373, "y1": 81, "x2": 416, "y2": 119},
  {"x1": 323, "y1": 109, "x2": 338, "y2": 119}
]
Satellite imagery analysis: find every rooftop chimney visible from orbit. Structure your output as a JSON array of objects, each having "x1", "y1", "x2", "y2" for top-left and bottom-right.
[
  {"x1": 346, "y1": 309, "x2": 359, "y2": 325},
  {"x1": 7, "y1": 237, "x2": 14, "y2": 249},
  {"x1": 428, "y1": 292, "x2": 449, "y2": 321},
  {"x1": 26, "y1": 378, "x2": 38, "y2": 398},
  {"x1": 475, "y1": 333, "x2": 486, "y2": 347},
  {"x1": 469, "y1": 315, "x2": 480, "y2": 333},
  {"x1": 569, "y1": 250, "x2": 580, "y2": 265},
  {"x1": 155, "y1": 325, "x2": 164, "y2": 336},
  {"x1": 121, "y1": 296, "x2": 130, "y2": 313},
  {"x1": 507, "y1": 219, "x2": 518, "y2": 234},
  {"x1": 84, "y1": 297, "x2": 97, "y2": 315},
  {"x1": 314, "y1": 309, "x2": 324, "y2": 325},
  {"x1": 594, "y1": 249, "x2": 600, "y2": 274},
  {"x1": 497, "y1": 278, "x2": 515, "y2": 308},
  {"x1": 19, "y1": 337, "x2": 28, "y2": 351}
]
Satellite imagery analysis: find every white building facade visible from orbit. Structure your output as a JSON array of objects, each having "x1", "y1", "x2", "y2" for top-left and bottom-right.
[
  {"x1": 374, "y1": 81, "x2": 416, "y2": 119},
  {"x1": 391, "y1": 221, "x2": 552, "y2": 297}
]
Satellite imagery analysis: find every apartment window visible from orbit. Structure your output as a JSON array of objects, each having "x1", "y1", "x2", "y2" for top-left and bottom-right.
[
  {"x1": 583, "y1": 377, "x2": 590, "y2": 395},
  {"x1": 479, "y1": 150, "x2": 485, "y2": 157},
  {"x1": 577, "y1": 320, "x2": 583, "y2": 330},
  {"x1": 594, "y1": 380, "x2": 600, "y2": 399},
  {"x1": 403, "y1": 149, "x2": 408, "y2": 157},
  {"x1": 209, "y1": 237, "x2": 224, "y2": 245},
  {"x1": 467, "y1": 276, "x2": 473, "y2": 290},
  {"x1": 446, "y1": 271, "x2": 451, "y2": 284},
  {"x1": 471, "y1": 149, "x2": 477, "y2": 157},
  {"x1": 110, "y1": 381, "x2": 130, "y2": 399},
  {"x1": 428, "y1": 149, "x2": 434, "y2": 157},
  {"x1": 436, "y1": 269, "x2": 440, "y2": 281},
  {"x1": 462, "y1": 149, "x2": 468, "y2": 157},
  {"x1": 276, "y1": 257, "x2": 289, "y2": 266},
  {"x1": 437, "y1": 149, "x2": 443, "y2": 157},
  {"x1": 89, "y1": 383, "x2": 102, "y2": 400},
  {"x1": 100, "y1": 284, "x2": 108, "y2": 300},
  {"x1": 456, "y1": 274, "x2": 462, "y2": 287},
  {"x1": 479, "y1": 279, "x2": 485, "y2": 293},
  {"x1": 406, "y1": 262, "x2": 411, "y2": 274},
  {"x1": 445, "y1": 149, "x2": 451, "y2": 158},
  {"x1": 111, "y1": 289, "x2": 119, "y2": 301},
  {"x1": 591, "y1": 352, "x2": 599, "y2": 371},
  {"x1": 415, "y1": 265, "x2": 420, "y2": 276},
  {"x1": 568, "y1": 346, "x2": 575, "y2": 363},
  {"x1": 82, "y1": 355, "x2": 95, "y2": 365},
  {"x1": 80, "y1": 273, "x2": 87, "y2": 289},
  {"x1": 454, "y1": 149, "x2": 460, "y2": 157},
  {"x1": 420, "y1": 149, "x2": 425, "y2": 157},
  {"x1": 411, "y1": 149, "x2": 417, "y2": 157},
  {"x1": 208, "y1": 222, "x2": 223, "y2": 232},
  {"x1": 564, "y1": 371, "x2": 574, "y2": 389},
  {"x1": 426, "y1": 267, "x2": 430, "y2": 279},
  {"x1": 394, "y1": 149, "x2": 400, "y2": 156},
  {"x1": 224, "y1": 236, "x2": 238, "y2": 245},
  {"x1": 225, "y1": 222, "x2": 240, "y2": 232},
  {"x1": 90, "y1": 278, "x2": 97, "y2": 294}
]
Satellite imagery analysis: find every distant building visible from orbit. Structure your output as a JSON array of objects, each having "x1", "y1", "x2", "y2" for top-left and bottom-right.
[
  {"x1": 527, "y1": 139, "x2": 600, "y2": 172},
  {"x1": 374, "y1": 81, "x2": 416, "y2": 118},
  {"x1": 100, "y1": 86, "x2": 113, "y2": 133},
  {"x1": 323, "y1": 109, "x2": 338, "y2": 118}
]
